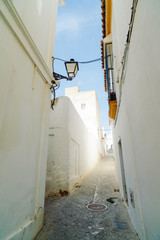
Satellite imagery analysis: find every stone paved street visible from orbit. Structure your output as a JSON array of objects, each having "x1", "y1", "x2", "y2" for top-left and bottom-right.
[{"x1": 35, "y1": 155, "x2": 139, "y2": 240}]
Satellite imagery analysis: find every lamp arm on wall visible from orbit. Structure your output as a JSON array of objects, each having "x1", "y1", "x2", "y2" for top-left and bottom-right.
[
  {"x1": 52, "y1": 57, "x2": 73, "y2": 81},
  {"x1": 53, "y1": 72, "x2": 72, "y2": 81}
]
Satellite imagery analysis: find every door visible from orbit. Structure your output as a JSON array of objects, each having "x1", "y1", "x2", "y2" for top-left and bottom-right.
[{"x1": 118, "y1": 139, "x2": 128, "y2": 204}]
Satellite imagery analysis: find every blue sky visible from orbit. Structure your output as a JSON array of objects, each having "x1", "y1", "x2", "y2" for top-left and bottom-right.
[{"x1": 54, "y1": 0, "x2": 110, "y2": 133}]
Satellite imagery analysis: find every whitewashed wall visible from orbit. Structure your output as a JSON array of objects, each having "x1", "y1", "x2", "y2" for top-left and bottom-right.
[
  {"x1": 106, "y1": 133, "x2": 113, "y2": 150},
  {"x1": 12, "y1": 0, "x2": 65, "y2": 69},
  {"x1": 111, "y1": 0, "x2": 160, "y2": 240},
  {"x1": 0, "y1": 0, "x2": 61, "y2": 239},
  {"x1": 65, "y1": 87, "x2": 101, "y2": 138},
  {"x1": 65, "y1": 87, "x2": 105, "y2": 158},
  {"x1": 46, "y1": 97, "x2": 100, "y2": 196}
]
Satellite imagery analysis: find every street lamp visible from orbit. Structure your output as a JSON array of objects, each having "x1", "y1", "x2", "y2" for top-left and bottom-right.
[
  {"x1": 50, "y1": 55, "x2": 102, "y2": 109},
  {"x1": 52, "y1": 57, "x2": 79, "y2": 81},
  {"x1": 65, "y1": 59, "x2": 79, "y2": 78},
  {"x1": 51, "y1": 57, "x2": 79, "y2": 109}
]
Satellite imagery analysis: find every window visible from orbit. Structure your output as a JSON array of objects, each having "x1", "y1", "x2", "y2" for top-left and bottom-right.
[
  {"x1": 105, "y1": 42, "x2": 114, "y2": 94},
  {"x1": 81, "y1": 103, "x2": 86, "y2": 110}
]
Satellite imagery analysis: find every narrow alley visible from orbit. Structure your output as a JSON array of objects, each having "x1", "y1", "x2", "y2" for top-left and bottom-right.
[
  {"x1": 35, "y1": 155, "x2": 138, "y2": 240},
  {"x1": 1, "y1": 1, "x2": 160, "y2": 239}
]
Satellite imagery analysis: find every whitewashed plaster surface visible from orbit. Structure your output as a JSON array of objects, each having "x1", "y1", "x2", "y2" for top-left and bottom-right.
[
  {"x1": 65, "y1": 87, "x2": 101, "y2": 138},
  {"x1": 111, "y1": 0, "x2": 160, "y2": 239},
  {"x1": 11, "y1": 0, "x2": 63, "y2": 69},
  {"x1": 65, "y1": 87, "x2": 105, "y2": 158},
  {"x1": 46, "y1": 97, "x2": 101, "y2": 196},
  {"x1": 106, "y1": 133, "x2": 113, "y2": 150},
  {"x1": 0, "y1": 0, "x2": 60, "y2": 239}
]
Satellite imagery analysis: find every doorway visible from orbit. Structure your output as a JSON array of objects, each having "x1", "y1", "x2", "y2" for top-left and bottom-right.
[{"x1": 118, "y1": 139, "x2": 128, "y2": 205}]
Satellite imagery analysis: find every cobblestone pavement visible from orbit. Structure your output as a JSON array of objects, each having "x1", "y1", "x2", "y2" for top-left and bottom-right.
[{"x1": 35, "y1": 155, "x2": 139, "y2": 240}]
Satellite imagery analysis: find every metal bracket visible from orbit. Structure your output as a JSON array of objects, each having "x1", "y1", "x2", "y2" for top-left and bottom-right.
[{"x1": 53, "y1": 72, "x2": 72, "y2": 81}]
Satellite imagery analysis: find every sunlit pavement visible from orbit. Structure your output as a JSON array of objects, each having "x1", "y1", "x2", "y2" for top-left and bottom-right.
[{"x1": 35, "y1": 155, "x2": 139, "y2": 240}]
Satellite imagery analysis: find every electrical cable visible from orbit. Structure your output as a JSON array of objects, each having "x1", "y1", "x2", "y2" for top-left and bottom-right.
[
  {"x1": 55, "y1": 84, "x2": 60, "y2": 90},
  {"x1": 53, "y1": 57, "x2": 102, "y2": 64},
  {"x1": 79, "y1": 58, "x2": 102, "y2": 64},
  {"x1": 50, "y1": 86, "x2": 56, "y2": 110}
]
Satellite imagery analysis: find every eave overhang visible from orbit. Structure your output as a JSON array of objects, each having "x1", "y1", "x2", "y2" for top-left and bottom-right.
[{"x1": 100, "y1": 0, "x2": 112, "y2": 92}]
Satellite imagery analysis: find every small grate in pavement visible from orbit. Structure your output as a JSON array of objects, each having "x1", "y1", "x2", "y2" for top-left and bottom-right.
[
  {"x1": 114, "y1": 221, "x2": 129, "y2": 229},
  {"x1": 86, "y1": 203, "x2": 108, "y2": 212},
  {"x1": 107, "y1": 197, "x2": 118, "y2": 204}
]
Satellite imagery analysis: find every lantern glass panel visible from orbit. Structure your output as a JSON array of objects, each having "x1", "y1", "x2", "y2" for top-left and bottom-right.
[
  {"x1": 65, "y1": 60, "x2": 79, "y2": 78},
  {"x1": 66, "y1": 62, "x2": 76, "y2": 75},
  {"x1": 74, "y1": 64, "x2": 78, "y2": 76},
  {"x1": 68, "y1": 72, "x2": 74, "y2": 78}
]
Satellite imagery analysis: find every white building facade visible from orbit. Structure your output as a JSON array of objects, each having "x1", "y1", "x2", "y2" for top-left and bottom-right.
[
  {"x1": 101, "y1": 0, "x2": 160, "y2": 240},
  {"x1": 65, "y1": 87, "x2": 105, "y2": 157},
  {"x1": 46, "y1": 96, "x2": 101, "y2": 196},
  {"x1": 0, "y1": 0, "x2": 64, "y2": 239},
  {"x1": 46, "y1": 87, "x2": 105, "y2": 196}
]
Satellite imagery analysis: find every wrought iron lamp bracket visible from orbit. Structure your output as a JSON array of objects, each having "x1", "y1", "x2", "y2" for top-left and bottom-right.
[{"x1": 53, "y1": 72, "x2": 72, "y2": 81}]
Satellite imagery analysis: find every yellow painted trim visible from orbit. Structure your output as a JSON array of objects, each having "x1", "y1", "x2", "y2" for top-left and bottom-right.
[
  {"x1": 105, "y1": 0, "x2": 112, "y2": 36},
  {"x1": 109, "y1": 100, "x2": 117, "y2": 120}
]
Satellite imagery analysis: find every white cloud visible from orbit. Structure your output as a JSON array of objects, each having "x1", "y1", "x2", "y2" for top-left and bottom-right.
[
  {"x1": 57, "y1": 15, "x2": 81, "y2": 34},
  {"x1": 56, "y1": 12, "x2": 99, "y2": 36}
]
